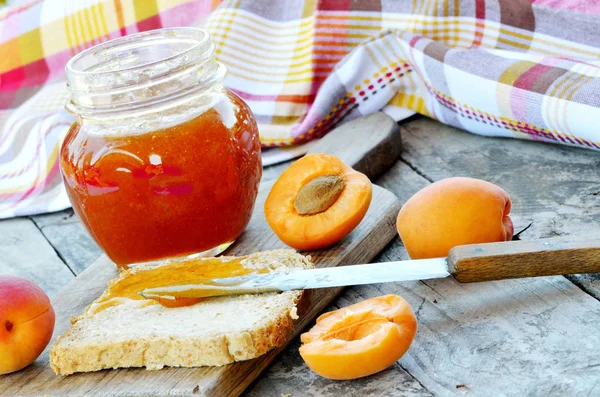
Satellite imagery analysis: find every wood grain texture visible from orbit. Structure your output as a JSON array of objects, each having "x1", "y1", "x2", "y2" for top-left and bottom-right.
[
  {"x1": 30, "y1": 210, "x2": 103, "y2": 275},
  {"x1": 245, "y1": 337, "x2": 434, "y2": 397},
  {"x1": 347, "y1": 119, "x2": 600, "y2": 397},
  {"x1": 306, "y1": 112, "x2": 402, "y2": 180},
  {"x1": 5, "y1": 116, "x2": 600, "y2": 397},
  {"x1": 251, "y1": 119, "x2": 600, "y2": 397},
  {"x1": 359, "y1": 256, "x2": 600, "y2": 397},
  {"x1": 398, "y1": 118, "x2": 600, "y2": 298},
  {"x1": 0, "y1": 184, "x2": 401, "y2": 397},
  {"x1": 448, "y1": 238, "x2": 600, "y2": 283},
  {"x1": 0, "y1": 217, "x2": 74, "y2": 296},
  {"x1": 0, "y1": 115, "x2": 403, "y2": 396}
]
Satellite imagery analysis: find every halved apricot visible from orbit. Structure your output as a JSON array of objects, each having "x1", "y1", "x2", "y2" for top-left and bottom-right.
[
  {"x1": 299, "y1": 294, "x2": 417, "y2": 380},
  {"x1": 264, "y1": 154, "x2": 372, "y2": 250}
]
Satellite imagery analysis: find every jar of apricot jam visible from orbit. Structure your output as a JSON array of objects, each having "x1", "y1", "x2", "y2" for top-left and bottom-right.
[{"x1": 60, "y1": 28, "x2": 262, "y2": 269}]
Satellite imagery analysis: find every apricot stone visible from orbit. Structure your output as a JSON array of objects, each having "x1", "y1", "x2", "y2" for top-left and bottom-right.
[
  {"x1": 397, "y1": 177, "x2": 514, "y2": 259},
  {"x1": 0, "y1": 276, "x2": 55, "y2": 374}
]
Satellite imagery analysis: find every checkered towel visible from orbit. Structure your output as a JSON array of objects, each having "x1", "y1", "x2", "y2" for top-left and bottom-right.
[{"x1": 1, "y1": 0, "x2": 599, "y2": 219}]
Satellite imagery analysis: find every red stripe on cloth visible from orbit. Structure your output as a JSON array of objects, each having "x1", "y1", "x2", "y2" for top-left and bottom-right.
[
  {"x1": 513, "y1": 63, "x2": 553, "y2": 90},
  {"x1": 136, "y1": 13, "x2": 162, "y2": 32},
  {"x1": 0, "y1": 49, "x2": 79, "y2": 103},
  {"x1": 318, "y1": 0, "x2": 351, "y2": 12},
  {"x1": 475, "y1": 0, "x2": 486, "y2": 19},
  {"x1": 22, "y1": 58, "x2": 50, "y2": 87},
  {"x1": 471, "y1": 0, "x2": 486, "y2": 47},
  {"x1": 0, "y1": 66, "x2": 25, "y2": 91}
]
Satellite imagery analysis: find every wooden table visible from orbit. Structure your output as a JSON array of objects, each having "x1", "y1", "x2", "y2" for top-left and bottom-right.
[{"x1": 2, "y1": 117, "x2": 599, "y2": 396}]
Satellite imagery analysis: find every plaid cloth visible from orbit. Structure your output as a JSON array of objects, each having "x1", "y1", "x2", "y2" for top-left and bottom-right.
[{"x1": 1, "y1": 0, "x2": 600, "y2": 218}]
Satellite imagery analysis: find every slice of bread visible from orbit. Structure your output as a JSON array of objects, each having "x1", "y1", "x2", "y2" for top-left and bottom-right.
[{"x1": 50, "y1": 249, "x2": 313, "y2": 375}]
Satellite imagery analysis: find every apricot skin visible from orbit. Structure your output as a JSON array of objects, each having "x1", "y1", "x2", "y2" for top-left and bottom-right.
[
  {"x1": 299, "y1": 294, "x2": 417, "y2": 380},
  {"x1": 0, "y1": 276, "x2": 55, "y2": 375},
  {"x1": 397, "y1": 177, "x2": 514, "y2": 259}
]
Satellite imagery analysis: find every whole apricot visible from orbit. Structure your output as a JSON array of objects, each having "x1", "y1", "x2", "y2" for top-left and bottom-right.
[
  {"x1": 397, "y1": 177, "x2": 513, "y2": 259},
  {"x1": 0, "y1": 276, "x2": 55, "y2": 374}
]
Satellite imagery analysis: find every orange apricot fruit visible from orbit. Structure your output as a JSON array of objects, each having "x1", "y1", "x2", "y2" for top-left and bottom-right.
[
  {"x1": 0, "y1": 276, "x2": 55, "y2": 374},
  {"x1": 264, "y1": 153, "x2": 372, "y2": 251},
  {"x1": 397, "y1": 177, "x2": 514, "y2": 259},
  {"x1": 299, "y1": 294, "x2": 417, "y2": 380}
]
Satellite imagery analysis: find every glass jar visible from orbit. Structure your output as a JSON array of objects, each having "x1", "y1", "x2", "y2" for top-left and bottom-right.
[{"x1": 60, "y1": 28, "x2": 262, "y2": 269}]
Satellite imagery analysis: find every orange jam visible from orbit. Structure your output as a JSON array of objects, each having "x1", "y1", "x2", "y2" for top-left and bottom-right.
[
  {"x1": 60, "y1": 92, "x2": 262, "y2": 268},
  {"x1": 87, "y1": 256, "x2": 270, "y2": 314}
]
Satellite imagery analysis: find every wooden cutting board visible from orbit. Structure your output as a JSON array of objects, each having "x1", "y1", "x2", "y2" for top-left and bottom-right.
[{"x1": 0, "y1": 113, "x2": 403, "y2": 397}]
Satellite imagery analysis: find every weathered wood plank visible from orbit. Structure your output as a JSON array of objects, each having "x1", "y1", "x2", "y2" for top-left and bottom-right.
[
  {"x1": 0, "y1": 217, "x2": 74, "y2": 297},
  {"x1": 251, "y1": 240, "x2": 600, "y2": 396},
  {"x1": 0, "y1": 185, "x2": 402, "y2": 397},
  {"x1": 376, "y1": 160, "x2": 430, "y2": 204},
  {"x1": 398, "y1": 118, "x2": 600, "y2": 298},
  {"x1": 0, "y1": 113, "x2": 408, "y2": 397},
  {"x1": 306, "y1": 112, "x2": 402, "y2": 180},
  {"x1": 30, "y1": 210, "x2": 102, "y2": 275},
  {"x1": 247, "y1": 158, "x2": 434, "y2": 397},
  {"x1": 246, "y1": 336, "x2": 433, "y2": 397},
  {"x1": 249, "y1": 119, "x2": 600, "y2": 397},
  {"x1": 359, "y1": 239, "x2": 600, "y2": 397},
  {"x1": 5, "y1": 116, "x2": 600, "y2": 397}
]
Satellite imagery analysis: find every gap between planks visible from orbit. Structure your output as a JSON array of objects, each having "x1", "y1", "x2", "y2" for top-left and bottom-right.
[
  {"x1": 396, "y1": 122, "x2": 600, "y2": 304},
  {"x1": 29, "y1": 216, "x2": 76, "y2": 277}
]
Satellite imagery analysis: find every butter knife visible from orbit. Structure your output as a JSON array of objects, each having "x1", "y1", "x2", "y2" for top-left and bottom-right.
[{"x1": 140, "y1": 237, "x2": 600, "y2": 300}]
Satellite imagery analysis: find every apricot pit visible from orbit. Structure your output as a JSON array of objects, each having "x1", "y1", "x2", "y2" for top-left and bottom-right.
[{"x1": 294, "y1": 174, "x2": 346, "y2": 215}]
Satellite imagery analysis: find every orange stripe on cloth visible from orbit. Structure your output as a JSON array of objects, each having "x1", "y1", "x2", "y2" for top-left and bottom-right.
[{"x1": 113, "y1": 0, "x2": 126, "y2": 33}]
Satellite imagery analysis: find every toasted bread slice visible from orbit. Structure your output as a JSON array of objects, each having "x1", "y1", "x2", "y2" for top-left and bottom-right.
[{"x1": 50, "y1": 249, "x2": 313, "y2": 375}]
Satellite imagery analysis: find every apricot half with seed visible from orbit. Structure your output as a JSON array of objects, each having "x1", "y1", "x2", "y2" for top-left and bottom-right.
[{"x1": 265, "y1": 153, "x2": 372, "y2": 250}]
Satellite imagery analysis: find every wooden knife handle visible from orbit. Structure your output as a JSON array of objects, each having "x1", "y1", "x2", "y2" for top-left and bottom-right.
[{"x1": 447, "y1": 237, "x2": 600, "y2": 283}]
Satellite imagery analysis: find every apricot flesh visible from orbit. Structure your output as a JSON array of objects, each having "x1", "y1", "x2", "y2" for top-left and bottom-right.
[
  {"x1": 397, "y1": 177, "x2": 514, "y2": 259},
  {"x1": 0, "y1": 276, "x2": 55, "y2": 374},
  {"x1": 300, "y1": 294, "x2": 417, "y2": 380},
  {"x1": 265, "y1": 153, "x2": 372, "y2": 251}
]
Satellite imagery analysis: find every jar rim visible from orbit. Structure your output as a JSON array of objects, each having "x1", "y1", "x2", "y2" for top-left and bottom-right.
[
  {"x1": 65, "y1": 27, "x2": 210, "y2": 77},
  {"x1": 64, "y1": 27, "x2": 225, "y2": 120}
]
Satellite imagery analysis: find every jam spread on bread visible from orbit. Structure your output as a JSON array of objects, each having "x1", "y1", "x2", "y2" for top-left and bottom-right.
[{"x1": 87, "y1": 257, "x2": 270, "y2": 314}]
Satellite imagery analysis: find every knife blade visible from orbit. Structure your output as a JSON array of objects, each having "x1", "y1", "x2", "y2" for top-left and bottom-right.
[
  {"x1": 139, "y1": 258, "x2": 450, "y2": 300},
  {"x1": 139, "y1": 237, "x2": 600, "y2": 300}
]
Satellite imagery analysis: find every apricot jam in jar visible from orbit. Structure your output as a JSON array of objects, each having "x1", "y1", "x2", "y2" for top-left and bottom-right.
[{"x1": 60, "y1": 28, "x2": 262, "y2": 269}]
